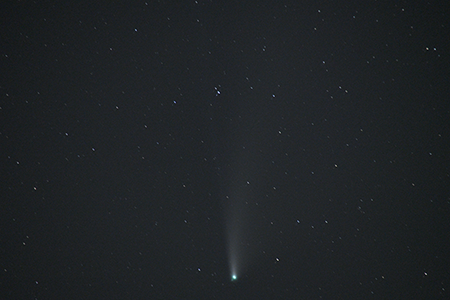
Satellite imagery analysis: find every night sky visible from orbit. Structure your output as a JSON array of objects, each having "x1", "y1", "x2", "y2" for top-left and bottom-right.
[{"x1": 1, "y1": 1, "x2": 449, "y2": 299}]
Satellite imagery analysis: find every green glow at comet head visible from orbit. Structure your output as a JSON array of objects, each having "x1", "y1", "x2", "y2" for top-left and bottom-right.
[{"x1": 229, "y1": 259, "x2": 239, "y2": 282}]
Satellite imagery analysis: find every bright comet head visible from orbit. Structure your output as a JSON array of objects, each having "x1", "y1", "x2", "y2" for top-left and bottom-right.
[{"x1": 231, "y1": 274, "x2": 237, "y2": 281}]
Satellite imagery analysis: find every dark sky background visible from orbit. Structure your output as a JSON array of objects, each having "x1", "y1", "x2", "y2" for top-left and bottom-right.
[{"x1": 1, "y1": 1, "x2": 449, "y2": 299}]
